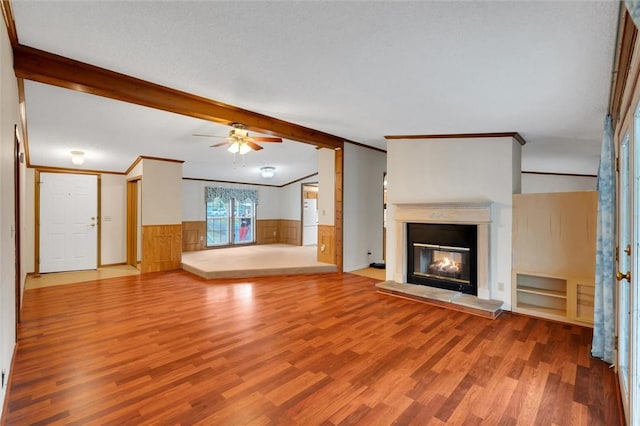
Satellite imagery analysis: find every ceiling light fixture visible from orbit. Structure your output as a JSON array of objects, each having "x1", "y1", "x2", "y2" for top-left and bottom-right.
[
  {"x1": 70, "y1": 150, "x2": 85, "y2": 165},
  {"x1": 260, "y1": 166, "x2": 276, "y2": 179}
]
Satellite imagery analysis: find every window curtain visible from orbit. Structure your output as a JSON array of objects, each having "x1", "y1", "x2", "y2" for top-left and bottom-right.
[
  {"x1": 592, "y1": 115, "x2": 616, "y2": 364},
  {"x1": 627, "y1": 0, "x2": 640, "y2": 27},
  {"x1": 205, "y1": 187, "x2": 258, "y2": 204}
]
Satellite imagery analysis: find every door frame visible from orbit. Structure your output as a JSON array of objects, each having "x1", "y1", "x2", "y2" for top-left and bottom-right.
[
  {"x1": 126, "y1": 177, "x2": 141, "y2": 268},
  {"x1": 14, "y1": 125, "x2": 21, "y2": 335},
  {"x1": 35, "y1": 169, "x2": 101, "y2": 274},
  {"x1": 616, "y1": 130, "x2": 632, "y2": 421}
]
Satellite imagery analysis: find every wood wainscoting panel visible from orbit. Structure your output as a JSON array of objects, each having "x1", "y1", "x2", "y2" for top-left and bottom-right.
[
  {"x1": 318, "y1": 225, "x2": 335, "y2": 264},
  {"x1": 141, "y1": 224, "x2": 182, "y2": 273},
  {"x1": 279, "y1": 220, "x2": 301, "y2": 245},
  {"x1": 257, "y1": 219, "x2": 279, "y2": 244},
  {"x1": 182, "y1": 221, "x2": 205, "y2": 252}
]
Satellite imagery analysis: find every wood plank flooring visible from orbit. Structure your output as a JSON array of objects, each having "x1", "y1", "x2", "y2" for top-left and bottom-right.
[{"x1": 3, "y1": 271, "x2": 622, "y2": 425}]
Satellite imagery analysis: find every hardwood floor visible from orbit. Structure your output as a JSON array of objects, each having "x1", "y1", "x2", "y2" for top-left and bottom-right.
[{"x1": 3, "y1": 271, "x2": 621, "y2": 425}]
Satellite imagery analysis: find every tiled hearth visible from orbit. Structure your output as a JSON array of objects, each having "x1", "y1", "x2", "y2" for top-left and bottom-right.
[{"x1": 376, "y1": 280, "x2": 502, "y2": 319}]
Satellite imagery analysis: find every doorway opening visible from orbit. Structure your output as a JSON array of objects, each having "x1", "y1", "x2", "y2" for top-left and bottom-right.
[{"x1": 302, "y1": 183, "x2": 318, "y2": 246}]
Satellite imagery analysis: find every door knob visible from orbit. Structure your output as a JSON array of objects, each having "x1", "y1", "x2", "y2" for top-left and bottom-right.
[{"x1": 617, "y1": 271, "x2": 631, "y2": 282}]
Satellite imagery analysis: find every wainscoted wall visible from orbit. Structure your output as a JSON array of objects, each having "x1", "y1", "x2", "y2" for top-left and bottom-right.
[
  {"x1": 182, "y1": 221, "x2": 206, "y2": 251},
  {"x1": 278, "y1": 220, "x2": 301, "y2": 245},
  {"x1": 142, "y1": 224, "x2": 182, "y2": 273},
  {"x1": 256, "y1": 219, "x2": 279, "y2": 244},
  {"x1": 182, "y1": 219, "x2": 302, "y2": 251},
  {"x1": 318, "y1": 225, "x2": 336, "y2": 264}
]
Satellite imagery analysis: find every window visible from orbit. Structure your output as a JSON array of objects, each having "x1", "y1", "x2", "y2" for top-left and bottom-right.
[
  {"x1": 205, "y1": 187, "x2": 258, "y2": 247},
  {"x1": 206, "y1": 197, "x2": 230, "y2": 246}
]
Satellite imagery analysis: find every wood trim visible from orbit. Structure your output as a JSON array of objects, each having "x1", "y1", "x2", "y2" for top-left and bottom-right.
[
  {"x1": 34, "y1": 169, "x2": 40, "y2": 274},
  {"x1": 182, "y1": 172, "x2": 320, "y2": 189},
  {"x1": 384, "y1": 132, "x2": 527, "y2": 146},
  {"x1": 12, "y1": 44, "x2": 352, "y2": 149},
  {"x1": 31, "y1": 164, "x2": 126, "y2": 175},
  {"x1": 97, "y1": 175, "x2": 102, "y2": 268},
  {"x1": 609, "y1": 9, "x2": 638, "y2": 121},
  {"x1": 14, "y1": 125, "x2": 21, "y2": 330},
  {"x1": 17, "y1": 79, "x2": 30, "y2": 167},
  {"x1": 125, "y1": 155, "x2": 184, "y2": 175},
  {"x1": 334, "y1": 147, "x2": 343, "y2": 271},
  {"x1": 281, "y1": 173, "x2": 319, "y2": 188},
  {"x1": 126, "y1": 180, "x2": 139, "y2": 267},
  {"x1": 1, "y1": 0, "x2": 18, "y2": 48},
  {"x1": 522, "y1": 170, "x2": 598, "y2": 178},
  {"x1": 99, "y1": 262, "x2": 128, "y2": 267},
  {"x1": 182, "y1": 177, "x2": 281, "y2": 188},
  {"x1": 345, "y1": 140, "x2": 386, "y2": 154}
]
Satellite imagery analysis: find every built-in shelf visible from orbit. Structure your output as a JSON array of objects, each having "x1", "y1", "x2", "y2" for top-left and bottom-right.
[
  {"x1": 516, "y1": 302, "x2": 566, "y2": 318},
  {"x1": 514, "y1": 273, "x2": 567, "y2": 319},
  {"x1": 512, "y1": 192, "x2": 596, "y2": 326},
  {"x1": 517, "y1": 286, "x2": 567, "y2": 299},
  {"x1": 513, "y1": 271, "x2": 594, "y2": 326}
]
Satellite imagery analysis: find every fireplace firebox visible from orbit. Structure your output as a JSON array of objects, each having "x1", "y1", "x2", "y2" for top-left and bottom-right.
[{"x1": 407, "y1": 223, "x2": 477, "y2": 295}]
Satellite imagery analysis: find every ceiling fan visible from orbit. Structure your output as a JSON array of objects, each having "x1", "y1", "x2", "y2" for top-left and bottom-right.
[{"x1": 194, "y1": 123, "x2": 282, "y2": 154}]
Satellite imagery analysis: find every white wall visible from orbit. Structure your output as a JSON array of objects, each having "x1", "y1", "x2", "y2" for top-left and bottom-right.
[
  {"x1": 279, "y1": 174, "x2": 318, "y2": 220},
  {"x1": 182, "y1": 179, "x2": 285, "y2": 221},
  {"x1": 100, "y1": 174, "x2": 126, "y2": 265},
  {"x1": 0, "y1": 21, "x2": 19, "y2": 417},
  {"x1": 318, "y1": 148, "x2": 335, "y2": 226},
  {"x1": 140, "y1": 159, "x2": 182, "y2": 225},
  {"x1": 343, "y1": 144, "x2": 386, "y2": 271},
  {"x1": 521, "y1": 173, "x2": 596, "y2": 193},
  {"x1": 386, "y1": 137, "x2": 520, "y2": 308}
]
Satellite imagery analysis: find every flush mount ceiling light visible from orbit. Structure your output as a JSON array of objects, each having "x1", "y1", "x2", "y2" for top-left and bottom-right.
[
  {"x1": 70, "y1": 150, "x2": 85, "y2": 165},
  {"x1": 260, "y1": 166, "x2": 276, "y2": 179}
]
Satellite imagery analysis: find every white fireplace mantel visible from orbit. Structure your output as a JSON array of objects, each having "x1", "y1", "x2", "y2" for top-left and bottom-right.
[{"x1": 393, "y1": 201, "x2": 492, "y2": 299}]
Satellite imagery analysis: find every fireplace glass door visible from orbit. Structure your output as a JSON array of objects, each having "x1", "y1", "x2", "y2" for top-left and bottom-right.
[{"x1": 413, "y1": 243, "x2": 470, "y2": 285}]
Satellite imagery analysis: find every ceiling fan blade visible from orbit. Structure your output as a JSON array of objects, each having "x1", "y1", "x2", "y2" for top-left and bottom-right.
[
  {"x1": 246, "y1": 141, "x2": 264, "y2": 151},
  {"x1": 210, "y1": 141, "x2": 230, "y2": 148},
  {"x1": 193, "y1": 133, "x2": 226, "y2": 138},
  {"x1": 252, "y1": 137, "x2": 282, "y2": 143}
]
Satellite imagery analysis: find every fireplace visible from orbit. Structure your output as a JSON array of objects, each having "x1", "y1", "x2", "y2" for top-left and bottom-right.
[{"x1": 407, "y1": 223, "x2": 478, "y2": 295}]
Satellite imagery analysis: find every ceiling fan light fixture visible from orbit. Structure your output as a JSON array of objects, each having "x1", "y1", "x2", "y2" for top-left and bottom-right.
[
  {"x1": 260, "y1": 166, "x2": 276, "y2": 179},
  {"x1": 239, "y1": 143, "x2": 251, "y2": 155},
  {"x1": 228, "y1": 142, "x2": 240, "y2": 154},
  {"x1": 70, "y1": 150, "x2": 85, "y2": 165}
]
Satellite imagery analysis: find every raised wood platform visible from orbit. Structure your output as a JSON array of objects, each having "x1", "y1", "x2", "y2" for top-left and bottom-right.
[{"x1": 377, "y1": 280, "x2": 503, "y2": 320}]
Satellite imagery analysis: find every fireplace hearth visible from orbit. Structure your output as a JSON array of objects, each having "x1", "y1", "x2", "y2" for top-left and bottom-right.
[{"x1": 407, "y1": 223, "x2": 477, "y2": 295}]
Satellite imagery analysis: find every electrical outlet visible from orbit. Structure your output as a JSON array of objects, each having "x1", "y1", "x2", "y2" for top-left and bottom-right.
[
  {"x1": 199, "y1": 235, "x2": 203, "y2": 242},
  {"x1": 498, "y1": 282, "x2": 504, "y2": 292}
]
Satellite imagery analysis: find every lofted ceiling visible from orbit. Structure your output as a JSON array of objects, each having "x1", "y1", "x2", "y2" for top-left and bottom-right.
[{"x1": 10, "y1": 1, "x2": 619, "y2": 184}]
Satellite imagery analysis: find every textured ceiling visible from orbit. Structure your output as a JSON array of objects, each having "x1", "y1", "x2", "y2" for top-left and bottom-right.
[{"x1": 12, "y1": 1, "x2": 619, "y2": 182}]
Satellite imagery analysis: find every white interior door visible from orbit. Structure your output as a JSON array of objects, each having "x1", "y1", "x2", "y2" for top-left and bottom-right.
[{"x1": 40, "y1": 172, "x2": 98, "y2": 273}]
